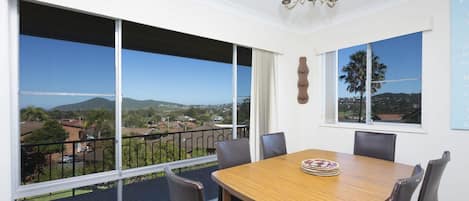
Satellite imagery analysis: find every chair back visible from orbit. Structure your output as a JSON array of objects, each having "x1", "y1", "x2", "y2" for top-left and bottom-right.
[
  {"x1": 386, "y1": 165, "x2": 424, "y2": 201},
  {"x1": 354, "y1": 131, "x2": 396, "y2": 161},
  {"x1": 261, "y1": 132, "x2": 287, "y2": 159},
  {"x1": 165, "y1": 167, "x2": 205, "y2": 201},
  {"x1": 418, "y1": 151, "x2": 451, "y2": 201},
  {"x1": 215, "y1": 138, "x2": 251, "y2": 169}
]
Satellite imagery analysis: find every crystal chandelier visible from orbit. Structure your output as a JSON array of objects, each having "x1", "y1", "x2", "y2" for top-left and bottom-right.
[{"x1": 282, "y1": 0, "x2": 338, "y2": 9}]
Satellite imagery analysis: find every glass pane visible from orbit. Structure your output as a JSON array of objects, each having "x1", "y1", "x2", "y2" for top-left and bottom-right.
[
  {"x1": 19, "y1": 36, "x2": 115, "y2": 94},
  {"x1": 371, "y1": 33, "x2": 422, "y2": 124},
  {"x1": 338, "y1": 45, "x2": 367, "y2": 123},
  {"x1": 20, "y1": 95, "x2": 115, "y2": 185},
  {"x1": 122, "y1": 48, "x2": 233, "y2": 169},
  {"x1": 123, "y1": 163, "x2": 218, "y2": 201},
  {"x1": 237, "y1": 64, "x2": 251, "y2": 139},
  {"x1": 372, "y1": 80, "x2": 421, "y2": 124},
  {"x1": 20, "y1": 1, "x2": 115, "y2": 94},
  {"x1": 371, "y1": 33, "x2": 422, "y2": 81},
  {"x1": 18, "y1": 181, "x2": 118, "y2": 201}
]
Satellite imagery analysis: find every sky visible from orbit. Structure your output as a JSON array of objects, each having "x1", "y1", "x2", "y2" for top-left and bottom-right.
[
  {"x1": 19, "y1": 35, "x2": 251, "y2": 109},
  {"x1": 338, "y1": 32, "x2": 422, "y2": 98}
]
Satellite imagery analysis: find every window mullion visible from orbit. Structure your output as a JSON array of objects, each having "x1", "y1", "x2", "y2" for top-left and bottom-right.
[
  {"x1": 114, "y1": 19, "x2": 123, "y2": 201},
  {"x1": 232, "y1": 44, "x2": 238, "y2": 139},
  {"x1": 366, "y1": 44, "x2": 372, "y2": 124},
  {"x1": 335, "y1": 50, "x2": 339, "y2": 124}
]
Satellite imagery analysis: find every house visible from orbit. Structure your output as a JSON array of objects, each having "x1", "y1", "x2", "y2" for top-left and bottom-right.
[
  {"x1": 212, "y1": 116, "x2": 224, "y2": 122},
  {"x1": 376, "y1": 114, "x2": 403, "y2": 122}
]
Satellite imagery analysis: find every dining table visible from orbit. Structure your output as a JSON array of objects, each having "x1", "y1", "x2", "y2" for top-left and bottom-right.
[{"x1": 211, "y1": 149, "x2": 414, "y2": 201}]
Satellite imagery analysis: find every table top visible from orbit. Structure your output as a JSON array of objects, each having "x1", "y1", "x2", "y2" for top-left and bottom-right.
[{"x1": 211, "y1": 149, "x2": 414, "y2": 201}]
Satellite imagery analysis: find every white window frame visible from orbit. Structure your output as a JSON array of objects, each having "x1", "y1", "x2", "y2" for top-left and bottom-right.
[
  {"x1": 10, "y1": 1, "x2": 249, "y2": 199},
  {"x1": 323, "y1": 35, "x2": 423, "y2": 130}
]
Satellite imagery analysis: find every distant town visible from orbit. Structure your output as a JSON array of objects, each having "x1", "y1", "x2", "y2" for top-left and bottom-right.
[
  {"x1": 338, "y1": 93, "x2": 421, "y2": 123},
  {"x1": 20, "y1": 97, "x2": 250, "y2": 184}
]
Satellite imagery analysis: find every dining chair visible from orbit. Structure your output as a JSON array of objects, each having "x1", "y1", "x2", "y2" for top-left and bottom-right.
[
  {"x1": 354, "y1": 131, "x2": 396, "y2": 161},
  {"x1": 417, "y1": 151, "x2": 451, "y2": 201},
  {"x1": 215, "y1": 139, "x2": 251, "y2": 201},
  {"x1": 261, "y1": 132, "x2": 287, "y2": 159},
  {"x1": 386, "y1": 164, "x2": 424, "y2": 201},
  {"x1": 215, "y1": 138, "x2": 251, "y2": 169},
  {"x1": 165, "y1": 167, "x2": 205, "y2": 201}
]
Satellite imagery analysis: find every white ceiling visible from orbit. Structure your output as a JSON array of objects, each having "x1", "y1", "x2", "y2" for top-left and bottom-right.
[{"x1": 204, "y1": 0, "x2": 404, "y2": 33}]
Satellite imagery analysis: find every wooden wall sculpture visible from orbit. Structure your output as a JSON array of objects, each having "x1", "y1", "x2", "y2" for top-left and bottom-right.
[{"x1": 297, "y1": 57, "x2": 309, "y2": 104}]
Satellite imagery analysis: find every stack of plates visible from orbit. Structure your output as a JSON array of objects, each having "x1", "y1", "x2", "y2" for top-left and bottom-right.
[{"x1": 301, "y1": 158, "x2": 340, "y2": 177}]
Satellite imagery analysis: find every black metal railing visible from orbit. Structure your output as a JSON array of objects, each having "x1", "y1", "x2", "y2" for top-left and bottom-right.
[{"x1": 20, "y1": 126, "x2": 249, "y2": 185}]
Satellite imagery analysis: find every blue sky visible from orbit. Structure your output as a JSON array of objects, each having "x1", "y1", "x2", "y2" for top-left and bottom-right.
[
  {"x1": 20, "y1": 35, "x2": 251, "y2": 109},
  {"x1": 338, "y1": 32, "x2": 422, "y2": 98}
]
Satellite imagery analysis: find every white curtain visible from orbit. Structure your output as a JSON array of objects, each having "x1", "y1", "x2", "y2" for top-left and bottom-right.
[{"x1": 249, "y1": 49, "x2": 278, "y2": 161}]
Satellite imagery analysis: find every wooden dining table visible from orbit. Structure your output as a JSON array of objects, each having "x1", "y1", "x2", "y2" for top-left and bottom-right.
[{"x1": 211, "y1": 149, "x2": 414, "y2": 201}]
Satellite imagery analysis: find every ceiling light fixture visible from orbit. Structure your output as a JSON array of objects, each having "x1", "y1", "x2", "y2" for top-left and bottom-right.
[{"x1": 282, "y1": 0, "x2": 338, "y2": 9}]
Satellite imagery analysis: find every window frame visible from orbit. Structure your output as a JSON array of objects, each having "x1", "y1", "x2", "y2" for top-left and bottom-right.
[
  {"x1": 327, "y1": 34, "x2": 423, "y2": 128},
  {"x1": 12, "y1": 2, "x2": 251, "y2": 200}
]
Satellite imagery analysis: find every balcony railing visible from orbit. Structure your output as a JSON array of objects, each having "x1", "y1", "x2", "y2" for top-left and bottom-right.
[{"x1": 20, "y1": 126, "x2": 249, "y2": 185}]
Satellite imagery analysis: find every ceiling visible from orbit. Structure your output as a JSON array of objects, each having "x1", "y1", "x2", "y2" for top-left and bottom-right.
[{"x1": 205, "y1": 0, "x2": 404, "y2": 33}]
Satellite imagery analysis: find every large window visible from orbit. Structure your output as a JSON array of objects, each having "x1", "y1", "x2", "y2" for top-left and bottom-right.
[
  {"x1": 19, "y1": 1, "x2": 116, "y2": 185},
  {"x1": 120, "y1": 21, "x2": 251, "y2": 171},
  {"x1": 326, "y1": 32, "x2": 422, "y2": 125},
  {"x1": 16, "y1": 1, "x2": 251, "y2": 200}
]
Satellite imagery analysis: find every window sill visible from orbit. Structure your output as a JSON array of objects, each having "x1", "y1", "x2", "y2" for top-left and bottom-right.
[{"x1": 319, "y1": 123, "x2": 427, "y2": 134}]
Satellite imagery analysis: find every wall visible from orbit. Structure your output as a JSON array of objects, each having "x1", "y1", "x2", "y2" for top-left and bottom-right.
[
  {"x1": 0, "y1": 0, "x2": 13, "y2": 199},
  {"x1": 275, "y1": 0, "x2": 468, "y2": 200}
]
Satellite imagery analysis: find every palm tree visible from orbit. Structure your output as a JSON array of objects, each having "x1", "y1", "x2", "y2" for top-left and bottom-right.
[
  {"x1": 339, "y1": 50, "x2": 387, "y2": 122},
  {"x1": 20, "y1": 106, "x2": 49, "y2": 121}
]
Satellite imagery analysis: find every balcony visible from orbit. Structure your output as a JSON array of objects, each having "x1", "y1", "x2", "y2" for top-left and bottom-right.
[
  {"x1": 20, "y1": 127, "x2": 248, "y2": 200},
  {"x1": 47, "y1": 165, "x2": 219, "y2": 201}
]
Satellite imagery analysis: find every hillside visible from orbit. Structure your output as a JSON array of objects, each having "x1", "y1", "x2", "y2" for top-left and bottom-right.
[
  {"x1": 371, "y1": 93, "x2": 421, "y2": 114},
  {"x1": 52, "y1": 97, "x2": 185, "y2": 111}
]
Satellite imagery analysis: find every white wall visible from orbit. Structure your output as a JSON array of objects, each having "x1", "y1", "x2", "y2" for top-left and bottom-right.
[
  {"x1": 0, "y1": 0, "x2": 13, "y2": 200},
  {"x1": 275, "y1": 0, "x2": 468, "y2": 200}
]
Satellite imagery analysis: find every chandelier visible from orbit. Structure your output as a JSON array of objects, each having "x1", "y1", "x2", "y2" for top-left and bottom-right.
[{"x1": 282, "y1": 0, "x2": 338, "y2": 9}]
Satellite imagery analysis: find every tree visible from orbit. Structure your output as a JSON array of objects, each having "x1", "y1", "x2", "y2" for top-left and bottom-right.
[
  {"x1": 23, "y1": 120, "x2": 69, "y2": 154},
  {"x1": 237, "y1": 98, "x2": 251, "y2": 125},
  {"x1": 21, "y1": 149, "x2": 46, "y2": 183},
  {"x1": 339, "y1": 50, "x2": 387, "y2": 122},
  {"x1": 84, "y1": 109, "x2": 114, "y2": 138},
  {"x1": 123, "y1": 111, "x2": 146, "y2": 128},
  {"x1": 21, "y1": 106, "x2": 49, "y2": 122}
]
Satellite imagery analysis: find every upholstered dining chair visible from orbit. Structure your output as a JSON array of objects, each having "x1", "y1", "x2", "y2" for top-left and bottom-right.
[
  {"x1": 215, "y1": 138, "x2": 251, "y2": 201},
  {"x1": 386, "y1": 164, "x2": 424, "y2": 201},
  {"x1": 261, "y1": 132, "x2": 287, "y2": 159},
  {"x1": 354, "y1": 131, "x2": 397, "y2": 161},
  {"x1": 418, "y1": 151, "x2": 451, "y2": 201},
  {"x1": 165, "y1": 167, "x2": 205, "y2": 201},
  {"x1": 215, "y1": 138, "x2": 251, "y2": 169}
]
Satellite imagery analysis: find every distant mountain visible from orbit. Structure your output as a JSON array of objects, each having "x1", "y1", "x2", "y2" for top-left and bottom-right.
[
  {"x1": 122, "y1": 98, "x2": 185, "y2": 110},
  {"x1": 53, "y1": 98, "x2": 114, "y2": 111},
  {"x1": 52, "y1": 97, "x2": 185, "y2": 111}
]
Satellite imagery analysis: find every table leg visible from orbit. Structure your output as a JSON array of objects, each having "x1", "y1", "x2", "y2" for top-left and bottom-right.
[{"x1": 222, "y1": 188, "x2": 232, "y2": 201}]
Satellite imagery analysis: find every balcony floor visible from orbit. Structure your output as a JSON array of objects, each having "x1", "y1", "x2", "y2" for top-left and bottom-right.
[{"x1": 55, "y1": 165, "x2": 219, "y2": 201}]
